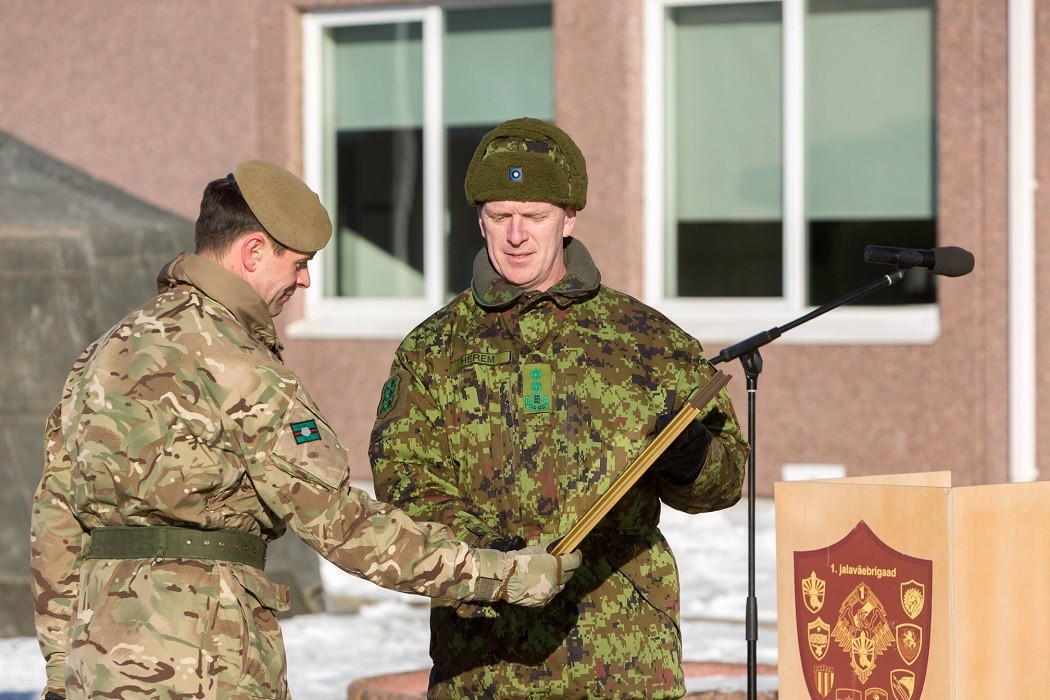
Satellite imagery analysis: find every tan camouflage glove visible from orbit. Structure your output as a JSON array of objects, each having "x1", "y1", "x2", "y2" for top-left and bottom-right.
[
  {"x1": 472, "y1": 542, "x2": 583, "y2": 607},
  {"x1": 499, "y1": 543, "x2": 583, "y2": 606}
]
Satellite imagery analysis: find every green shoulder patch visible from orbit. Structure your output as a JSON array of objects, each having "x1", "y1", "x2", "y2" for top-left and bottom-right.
[
  {"x1": 377, "y1": 373, "x2": 403, "y2": 419},
  {"x1": 291, "y1": 419, "x2": 322, "y2": 445}
]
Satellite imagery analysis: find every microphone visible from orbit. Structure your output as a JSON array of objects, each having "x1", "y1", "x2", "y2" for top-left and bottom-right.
[{"x1": 863, "y1": 245, "x2": 974, "y2": 277}]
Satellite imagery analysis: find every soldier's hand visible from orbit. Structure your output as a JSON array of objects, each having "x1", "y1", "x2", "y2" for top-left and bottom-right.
[
  {"x1": 497, "y1": 543, "x2": 583, "y2": 607},
  {"x1": 652, "y1": 413, "x2": 712, "y2": 485},
  {"x1": 487, "y1": 534, "x2": 527, "y2": 552}
]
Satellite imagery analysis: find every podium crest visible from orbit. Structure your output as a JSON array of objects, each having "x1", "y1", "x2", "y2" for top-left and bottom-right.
[
  {"x1": 900, "y1": 580, "x2": 925, "y2": 619},
  {"x1": 890, "y1": 669, "x2": 916, "y2": 700},
  {"x1": 794, "y1": 521, "x2": 933, "y2": 700},
  {"x1": 808, "y1": 617, "x2": 832, "y2": 660},
  {"x1": 802, "y1": 571, "x2": 827, "y2": 613},
  {"x1": 895, "y1": 623, "x2": 923, "y2": 666},
  {"x1": 814, "y1": 664, "x2": 834, "y2": 697}
]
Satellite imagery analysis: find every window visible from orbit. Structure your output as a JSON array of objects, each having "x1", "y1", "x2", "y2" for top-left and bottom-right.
[
  {"x1": 645, "y1": 0, "x2": 938, "y2": 343},
  {"x1": 298, "y1": 3, "x2": 552, "y2": 338}
]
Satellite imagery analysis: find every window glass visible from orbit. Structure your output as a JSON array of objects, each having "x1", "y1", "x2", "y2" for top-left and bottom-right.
[
  {"x1": 667, "y1": 3, "x2": 783, "y2": 298},
  {"x1": 325, "y1": 23, "x2": 425, "y2": 298},
  {"x1": 664, "y1": 0, "x2": 936, "y2": 306},
  {"x1": 320, "y1": 5, "x2": 552, "y2": 300},
  {"x1": 805, "y1": 0, "x2": 936, "y2": 305}
]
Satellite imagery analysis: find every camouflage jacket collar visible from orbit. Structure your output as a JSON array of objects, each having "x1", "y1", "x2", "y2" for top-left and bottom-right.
[
  {"x1": 471, "y1": 237, "x2": 602, "y2": 310},
  {"x1": 157, "y1": 252, "x2": 284, "y2": 358}
]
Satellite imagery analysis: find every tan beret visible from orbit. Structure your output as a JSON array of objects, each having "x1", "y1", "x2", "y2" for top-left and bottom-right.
[{"x1": 232, "y1": 160, "x2": 332, "y2": 252}]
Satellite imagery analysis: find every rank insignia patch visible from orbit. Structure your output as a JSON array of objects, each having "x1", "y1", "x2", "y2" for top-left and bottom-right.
[
  {"x1": 377, "y1": 373, "x2": 403, "y2": 419},
  {"x1": 291, "y1": 419, "x2": 321, "y2": 445},
  {"x1": 522, "y1": 363, "x2": 552, "y2": 414}
]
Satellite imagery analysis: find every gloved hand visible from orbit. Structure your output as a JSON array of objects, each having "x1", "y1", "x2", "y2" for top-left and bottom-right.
[
  {"x1": 651, "y1": 413, "x2": 712, "y2": 485},
  {"x1": 496, "y1": 543, "x2": 583, "y2": 607},
  {"x1": 487, "y1": 535, "x2": 527, "y2": 552},
  {"x1": 42, "y1": 691, "x2": 65, "y2": 700}
]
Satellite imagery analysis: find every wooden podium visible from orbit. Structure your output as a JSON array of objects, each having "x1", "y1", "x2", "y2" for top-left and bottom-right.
[{"x1": 775, "y1": 471, "x2": 1050, "y2": 699}]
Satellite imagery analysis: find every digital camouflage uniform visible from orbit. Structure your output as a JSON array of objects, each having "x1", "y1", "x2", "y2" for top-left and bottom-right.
[
  {"x1": 30, "y1": 253, "x2": 539, "y2": 700},
  {"x1": 370, "y1": 239, "x2": 749, "y2": 699}
]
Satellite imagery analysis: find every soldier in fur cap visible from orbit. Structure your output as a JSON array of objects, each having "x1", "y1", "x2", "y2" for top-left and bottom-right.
[{"x1": 371, "y1": 118, "x2": 749, "y2": 698}]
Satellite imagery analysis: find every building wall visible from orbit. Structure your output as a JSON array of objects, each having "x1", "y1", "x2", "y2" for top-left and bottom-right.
[
  {"x1": 1036, "y1": 0, "x2": 1050, "y2": 482},
  {"x1": 0, "y1": 0, "x2": 1038, "y2": 494}
]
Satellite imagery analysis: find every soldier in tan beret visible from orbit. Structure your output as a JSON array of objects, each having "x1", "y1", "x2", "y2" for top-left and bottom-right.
[{"x1": 30, "y1": 160, "x2": 582, "y2": 700}]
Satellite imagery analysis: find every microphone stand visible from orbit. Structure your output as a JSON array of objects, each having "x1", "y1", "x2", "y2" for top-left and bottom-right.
[{"x1": 707, "y1": 268, "x2": 907, "y2": 700}]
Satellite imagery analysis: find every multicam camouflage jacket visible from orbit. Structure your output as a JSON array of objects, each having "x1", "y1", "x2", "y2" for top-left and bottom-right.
[
  {"x1": 30, "y1": 253, "x2": 512, "y2": 700},
  {"x1": 370, "y1": 238, "x2": 750, "y2": 699}
]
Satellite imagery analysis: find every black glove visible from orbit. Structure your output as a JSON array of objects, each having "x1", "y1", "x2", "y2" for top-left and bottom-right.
[
  {"x1": 651, "y1": 413, "x2": 712, "y2": 485},
  {"x1": 487, "y1": 535, "x2": 527, "y2": 552},
  {"x1": 44, "y1": 692, "x2": 65, "y2": 700}
]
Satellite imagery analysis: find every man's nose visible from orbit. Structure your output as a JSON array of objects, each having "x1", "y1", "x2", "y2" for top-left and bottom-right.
[
  {"x1": 297, "y1": 267, "x2": 311, "y2": 288},
  {"x1": 507, "y1": 216, "x2": 527, "y2": 245}
]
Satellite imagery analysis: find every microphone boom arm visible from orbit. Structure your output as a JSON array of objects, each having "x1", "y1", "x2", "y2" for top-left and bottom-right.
[{"x1": 711, "y1": 269, "x2": 907, "y2": 365}]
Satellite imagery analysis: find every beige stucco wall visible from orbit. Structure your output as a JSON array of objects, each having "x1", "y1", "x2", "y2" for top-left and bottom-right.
[{"x1": 1, "y1": 0, "x2": 1037, "y2": 493}]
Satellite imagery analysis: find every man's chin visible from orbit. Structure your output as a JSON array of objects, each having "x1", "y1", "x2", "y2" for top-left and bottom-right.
[
  {"x1": 498, "y1": 268, "x2": 534, "y2": 288},
  {"x1": 270, "y1": 293, "x2": 295, "y2": 316}
]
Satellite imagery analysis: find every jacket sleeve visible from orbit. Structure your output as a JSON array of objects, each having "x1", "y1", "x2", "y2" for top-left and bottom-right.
[
  {"x1": 368, "y1": 352, "x2": 505, "y2": 546},
  {"x1": 654, "y1": 350, "x2": 750, "y2": 514},
  {"x1": 239, "y1": 376, "x2": 505, "y2": 604},
  {"x1": 30, "y1": 403, "x2": 89, "y2": 693}
]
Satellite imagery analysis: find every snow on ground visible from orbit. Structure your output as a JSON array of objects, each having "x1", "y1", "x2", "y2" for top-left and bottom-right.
[{"x1": 0, "y1": 496, "x2": 778, "y2": 699}]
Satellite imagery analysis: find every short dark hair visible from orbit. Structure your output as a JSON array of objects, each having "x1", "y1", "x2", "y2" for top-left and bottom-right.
[{"x1": 194, "y1": 177, "x2": 288, "y2": 256}]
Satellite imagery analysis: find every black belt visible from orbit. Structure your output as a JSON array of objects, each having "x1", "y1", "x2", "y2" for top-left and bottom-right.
[{"x1": 86, "y1": 525, "x2": 266, "y2": 569}]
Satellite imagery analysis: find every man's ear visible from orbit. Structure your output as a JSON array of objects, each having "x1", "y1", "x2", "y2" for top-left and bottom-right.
[
  {"x1": 562, "y1": 207, "x2": 577, "y2": 239},
  {"x1": 240, "y1": 232, "x2": 266, "y2": 272}
]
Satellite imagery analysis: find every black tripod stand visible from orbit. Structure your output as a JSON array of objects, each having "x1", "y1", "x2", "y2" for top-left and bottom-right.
[{"x1": 707, "y1": 268, "x2": 908, "y2": 700}]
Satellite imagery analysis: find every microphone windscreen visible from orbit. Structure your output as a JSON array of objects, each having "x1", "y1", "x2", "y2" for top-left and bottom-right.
[{"x1": 932, "y1": 246, "x2": 975, "y2": 277}]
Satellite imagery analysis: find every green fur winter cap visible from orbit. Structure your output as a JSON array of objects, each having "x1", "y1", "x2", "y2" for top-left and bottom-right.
[{"x1": 464, "y1": 117, "x2": 587, "y2": 211}]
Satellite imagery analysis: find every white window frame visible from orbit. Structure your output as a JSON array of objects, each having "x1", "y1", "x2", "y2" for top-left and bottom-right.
[
  {"x1": 643, "y1": 0, "x2": 940, "y2": 345},
  {"x1": 293, "y1": 6, "x2": 446, "y2": 340}
]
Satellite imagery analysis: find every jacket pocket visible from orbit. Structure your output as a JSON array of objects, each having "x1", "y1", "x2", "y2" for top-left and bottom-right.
[{"x1": 232, "y1": 564, "x2": 291, "y2": 613}]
